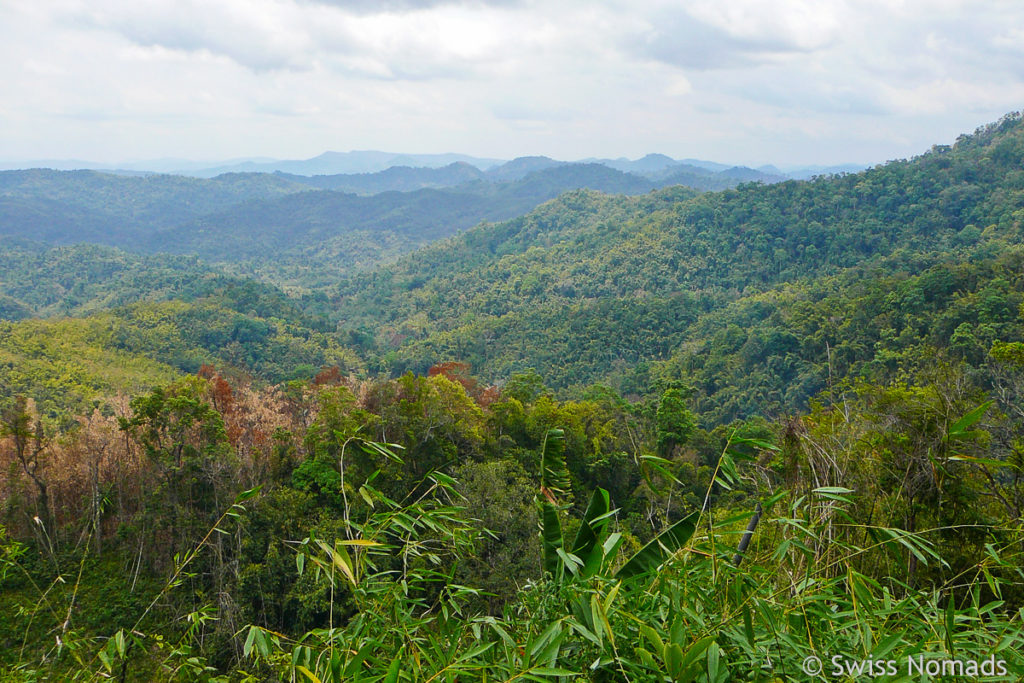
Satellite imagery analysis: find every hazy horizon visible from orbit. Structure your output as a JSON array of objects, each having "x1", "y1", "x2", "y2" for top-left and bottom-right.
[{"x1": 0, "y1": 148, "x2": 869, "y2": 173}]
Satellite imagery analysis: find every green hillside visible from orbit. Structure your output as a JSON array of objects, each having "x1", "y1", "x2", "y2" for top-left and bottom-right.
[
  {"x1": 0, "y1": 242, "x2": 310, "y2": 318},
  {"x1": 0, "y1": 315, "x2": 182, "y2": 419},
  {"x1": 332, "y1": 114, "x2": 1024, "y2": 405},
  {"x1": 0, "y1": 282, "x2": 361, "y2": 419}
]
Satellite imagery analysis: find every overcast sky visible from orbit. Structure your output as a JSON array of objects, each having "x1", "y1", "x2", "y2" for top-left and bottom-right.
[{"x1": 3, "y1": 0, "x2": 1023, "y2": 167}]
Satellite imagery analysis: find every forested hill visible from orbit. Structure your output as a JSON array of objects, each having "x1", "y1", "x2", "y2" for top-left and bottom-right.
[
  {"x1": 277, "y1": 156, "x2": 783, "y2": 194},
  {"x1": 0, "y1": 169, "x2": 308, "y2": 245},
  {"x1": 0, "y1": 242, "x2": 359, "y2": 418},
  {"x1": 0, "y1": 242, "x2": 310, "y2": 319},
  {"x1": 332, "y1": 113, "x2": 1024, "y2": 410},
  {"x1": 0, "y1": 159, "x2": 780, "y2": 288},
  {"x1": 144, "y1": 164, "x2": 687, "y2": 275}
]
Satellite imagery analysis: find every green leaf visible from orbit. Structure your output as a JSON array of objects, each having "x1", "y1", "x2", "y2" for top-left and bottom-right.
[
  {"x1": 730, "y1": 436, "x2": 779, "y2": 452},
  {"x1": 870, "y1": 630, "x2": 907, "y2": 659},
  {"x1": 540, "y1": 502, "x2": 564, "y2": 578},
  {"x1": 528, "y1": 667, "x2": 578, "y2": 677},
  {"x1": 456, "y1": 640, "x2": 496, "y2": 663},
  {"x1": 361, "y1": 440, "x2": 404, "y2": 463},
  {"x1": 556, "y1": 547, "x2": 583, "y2": 575},
  {"x1": 665, "y1": 643, "x2": 685, "y2": 679},
  {"x1": 947, "y1": 455, "x2": 1010, "y2": 468},
  {"x1": 539, "y1": 428, "x2": 569, "y2": 496},
  {"x1": 384, "y1": 651, "x2": 402, "y2": 683},
  {"x1": 316, "y1": 539, "x2": 357, "y2": 587},
  {"x1": 603, "y1": 581, "x2": 621, "y2": 615},
  {"x1": 948, "y1": 401, "x2": 992, "y2": 437},
  {"x1": 640, "y1": 624, "x2": 665, "y2": 657},
  {"x1": 636, "y1": 647, "x2": 657, "y2": 669},
  {"x1": 295, "y1": 666, "x2": 322, "y2": 683},
  {"x1": 358, "y1": 485, "x2": 375, "y2": 508},
  {"x1": 529, "y1": 621, "x2": 566, "y2": 661},
  {"x1": 640, "y1": 454, "x2": 682, "y2": 487},
  {"x1": 616, "y1": 511, "x2": 700, "y2": 579},
  {"x1": 742, "y1": 604, "x2": 754, "y2": 649},
  {"x1": 763, "y1": 489, "x2": 789, "y2": 511},
  {"x1": 243, "y1": 625, "x2": 258, "y2": 658},
  {"x1": 570, "y1": 488, "x2": 611, "y2": 578},
  {"x1": 813, "y1": 486, "x2": 854, "y2": 495},
  {"x1": 707, "y1": 642, "x2": 721, "y2": 683},
  {"x1": 602, "y1": 532, "x2": 624, "y2": 569},
  {"x1": 338, "y1": 539, "x2": 384, "y2": 547},
  {"x1": 344, "y1": 641, "x2": 375, "y2": 676},
  {"x1": 234, "y1": 485, "x2": 262, "y2": 503},
  {"x1": 680, "y1": 636, "x2": 716, "y2": 672},
  {"x1": 945, "y1": 597, "x2": 956, "y2": 656},
  {"x1": 813, "y1": 486, "x2": 855, "y2": 503}
]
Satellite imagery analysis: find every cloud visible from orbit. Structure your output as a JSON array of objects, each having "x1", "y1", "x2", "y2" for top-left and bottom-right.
[
  {"x1": 2, "y1": 0, "x2": 1024, "y2": 166},
  {"x1": 74, "y1": 0, "x2": 328, "y2": 72},
  {"x1": 491, "y1": 101, "x2": 575, "y2": 122},
  {"x1": 302, "y1": 0, "x2": 525, "y2": 12},
  {"x1": 627, "y1": 0, "x2": 845, "y2": 70},
  {"x1": 69, "y1": 0, "x2": 532, "y2": 78}
]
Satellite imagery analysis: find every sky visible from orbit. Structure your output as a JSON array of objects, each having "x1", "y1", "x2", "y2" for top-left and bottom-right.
[{"x1": 2, "y1": 0, "x2": 1024, "y2": 168}]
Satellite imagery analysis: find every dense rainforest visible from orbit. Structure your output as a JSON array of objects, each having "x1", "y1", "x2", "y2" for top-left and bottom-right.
[{"x1": 2, "y1": 114, "x2": 1024, "y2": 680}]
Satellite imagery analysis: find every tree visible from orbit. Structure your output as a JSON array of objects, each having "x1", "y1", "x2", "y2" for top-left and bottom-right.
[
  {"x1": 656, "y1": 387, "x2": 695, "y2": 457},
  {"x1": 119, "y1": 377, "x2": 235, "y2": 560},
  {"x1": 1, "y1": 396, "x2": 52, "y2": 549}
]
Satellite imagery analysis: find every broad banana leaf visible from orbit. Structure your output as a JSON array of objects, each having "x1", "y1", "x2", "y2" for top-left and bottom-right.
[
  {"x1": 540, "y1": 501, "x2": 564, "y2": 577},
  {"x1": 570, "y1": 488, "x2": 612, "y2": 578},
  {"x1": 615, "y1": 510, "x2": 700, "y2": 579}
]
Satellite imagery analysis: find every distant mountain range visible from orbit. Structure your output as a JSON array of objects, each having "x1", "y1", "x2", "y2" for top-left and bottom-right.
[
  {"x1": 0, "y1": 157, "x2": 787, "y2": 273},
  {"x1": 0, "y1": 150, "x2": 864, "y2": 293},
  {"x1": 0, "y1": 151, "x2": 867, "y2": 181}
]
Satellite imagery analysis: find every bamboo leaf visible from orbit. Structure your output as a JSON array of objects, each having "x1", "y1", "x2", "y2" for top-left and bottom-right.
[
  {"x1": 679, "y1": 636, "x2": 716, "y2": 672},
  {"x1": 316, "y1": 539, "x2": 356, "y2": 587},
  {"x1": 945, "y1": 597, "x2": 956, "y2": 656},
  {"x1": 384, "y1": 651, "x2": 402, "y2": 683},
  {"x1": 243, "y1": 625, "x2": 258, "y2": 658},
  {"x1": 528, "y1": 667, "x2": 578, "y2": 677},
  {"x1": 338, "y1": 539, "x2": 384, "y2": 547},
  {"x1": 639, "y1": 624, "x2": 665, "y2": 657},
  {"x1": 948, "y1": 455, "x2": 1010, "y2": 468},
  {"x1": 234, "y1": 485, "x2": 262, "y2": 503},
  {"x1": 742, "y1": 604, "x2": 754, "y2": 649},
  {"x1": 948, "y1": 401, "x2": 992, "y2": 437},
  {"x1": 456, "y1": 640, "x2": 497, "y2": 663},
  {"x1": 358, "y1": 485, "x2": 375, "y2": 508},
  {"x1": 665, "y1": 643, "x2": 685, "y2": 679},
  {"x1": 813, "y1": 486, "x2": 855, "y2": 495},
  {"x1": 295, "y1": 666, "x2": 322, "y2": 683}
]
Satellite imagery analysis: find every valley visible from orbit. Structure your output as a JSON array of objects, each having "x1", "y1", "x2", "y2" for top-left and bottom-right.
[{"x1": 2, "y1": 114, "x2": 1024, "y2": 681}]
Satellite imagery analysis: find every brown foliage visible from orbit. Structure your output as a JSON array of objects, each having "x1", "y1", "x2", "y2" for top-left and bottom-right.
[
  {"x1": 428, "y1": 362, "x2": 498, "y2": 405},
  {"x1": 313, "y1": 365, "x2": 343, "y2": 386}
]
